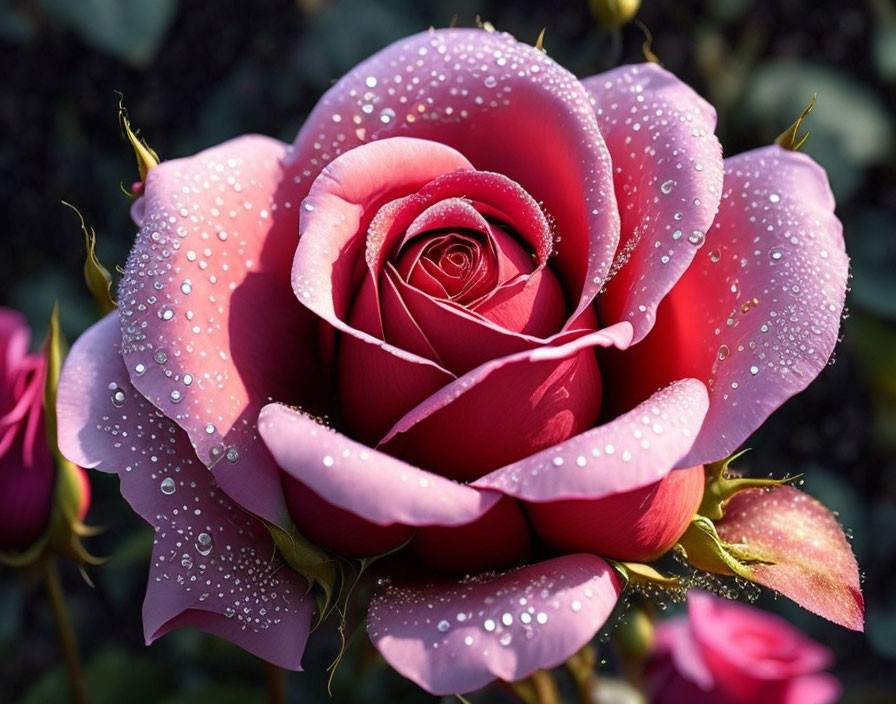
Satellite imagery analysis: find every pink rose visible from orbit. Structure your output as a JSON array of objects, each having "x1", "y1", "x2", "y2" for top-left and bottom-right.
[
  {"x1": 56, "y1": 29, "x2": 848, "y2": 695},
  {"x1": 646, "y1": 591, "x2": 841, "y2": 704},
  {"x1": 0, "y1": 308, "x2": 89, "y2": 553}
]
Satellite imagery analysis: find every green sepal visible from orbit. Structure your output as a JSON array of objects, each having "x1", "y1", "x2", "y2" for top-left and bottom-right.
[
  {"x1": 117, "y1": 93, "x2": 159, "y2": 184},
  {"x1": 324, "y1": 534, "x2": 413, "y2": 693},
  {"x1": 262, "y1": 516, "x2": 338, "y2": 613},
  {"x1": 62, "y1": 201, "x2": 117, "y2": 315},
  {"x1": 609, "y1": 559, "x2": 683, "y2": 591},
  {"x1": 775, "y1": 92, "x2": 818, "y2": 151},
  {"x1": 698, "y1": 450, "x2": 801, "y2": 520},
  {"x1": 676, "y1": 515, "x2": 774, "y2": 578}
]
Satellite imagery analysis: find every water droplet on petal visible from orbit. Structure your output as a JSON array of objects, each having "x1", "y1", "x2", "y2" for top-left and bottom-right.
[
  {"x1": 160, "y1": 477, "x2": 176, "y2": 495},
  {"x1": 195, "y1": 532, "x2": 213, "y2": 556}
]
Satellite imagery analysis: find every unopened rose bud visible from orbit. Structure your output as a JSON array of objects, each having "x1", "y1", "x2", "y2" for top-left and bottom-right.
[
  {"x1": 0, "y1": 309, "x2": 57, "y2": 553},
  {"x1": 590, "y1": 0, "x2": 642, "y2": 30},
  {"x1": 0, "y1": 307, "x2": 92, "y2": 565}
]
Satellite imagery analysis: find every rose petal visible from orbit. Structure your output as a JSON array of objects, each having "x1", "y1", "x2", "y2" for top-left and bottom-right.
[
  {"x1": 474, "y1": 378, "x2": 708, "y2": 501},
  {"x1": 367, "y1": 554, "x2": 622, "y2": 695},
  {"x1": 608, "y1": 147, "x2": 847, "y2": 466},
  {"x1": 777, "y1": 674, "x2": 842, "y2": 704},
  {"x1": 410, "y1": 495, "x2": 532, "y2": 574},
  {"x1": 115, "y1": 135, "x2": 322, "y2": 528},
  {"x1": 1, "y1": 307, "x2": 30, "y2": 393},
  {"x1": 653, "y1": 618, "x2": 715, "y2": 691},
  {"x1": 57, "y1": 314, "x2": 313, "y2": 667},
  {"x1": 584, "y1": 64, "x2": 724, "y2": 343},
  {"x1": 258, "y1": 402, "x2": 501, "y2": 527},
  {"x1": 281, "y1": 476, "x2": 414, "y2": 557},
  {"x1": 294, "y1": 136, "x2": 473, "y2": 330},
  {"x1": 689, "y1": 591, "x2": 833, "y2": 680},
  {"x1": 287, "y1": 28, "x2": 619, "y2": 318},
  {"x1": 715, "y1": 486, "x2": 863, "y2": 631},
  {"x1": 525, "y1": 465, "x2": 704, "y2": 561},
  {"x1": 378, "y1": 328, "x2": 627, "y2": 481}
]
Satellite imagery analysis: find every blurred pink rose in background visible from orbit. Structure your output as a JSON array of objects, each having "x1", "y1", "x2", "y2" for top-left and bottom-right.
[{"x1": 646, "y1": 590, "x2": 840, "y2": 704}]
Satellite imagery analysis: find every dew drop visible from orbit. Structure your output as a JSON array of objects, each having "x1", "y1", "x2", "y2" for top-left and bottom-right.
[
  {"x1": 499, "y1": 633, "x2": 512, "y2": 646},
  {"x1": 134, "y1": 363, "x2": 146, "y2": 376},
  {"x1": 437, "y1": 619, "x2": 450, "y2": 632},
  {"x1": 160, "y1": 477, "x2": 176, "y2": 495},
  {"x1": 180, "y1": 281, "x2": 192, "y2": 295},
  {"x1": 660, "y1": 179, "x2": 675, "y2": 194},
  {"x1": 717, "y1": 345, "x2": 730, "y2": 361},
  {"x1": 169, "y1": 389, "x2": 183, "y2": 403},
  {"x1": 110, "y1": 387, "x2": 126, "y2": 407},
  {"x1": 153, "y1": 349, "x2": 168, "y2": 364},
  {"x1": 195, "y1": 532, "x2": 213, "y2": 556},
  {"x1": 769, "y1": 193, "x2": 781, "y2": 203},
  {"x1": 225, "y1": 446, "x2": 240, "y2": 462},
  {"x1": 204, "y1": 423, "x2": 216, "y2": 435},
  {"x1": 687, "y1": 230, "x2": 706, "y2": 247},
  {"x1": 749, "y1": 365, "x2": 760, "y2": 375},
  {"x1": 483, "y1": 619, "x2": 496, "y2": 632}
]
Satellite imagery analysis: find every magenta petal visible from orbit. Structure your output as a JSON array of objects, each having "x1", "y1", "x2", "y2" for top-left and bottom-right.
[
  {"x1": 715, "y1": 486, "x2": 863, "y2": 631},
  {"x1": 258, "y1": 402, "x2": 500, "y2": 527},
  {"x1": 367, "y1": 554, "x2": 622, "y2": 695},
  {"x1": 288, "y1": 28, "x2": 619, "y2": 317},
  {"x1": 474, "y1": 378, "x2": 708, "y2": 501},
  {"x1": 56, "y1": 314, "x2": 313, "y2": 667},
  {"x1": 116, "y1": 135, "x2": 319, "y2": 528},
  {"x1": 584, "y1": 64, "x2": 724, "y2": 343}
]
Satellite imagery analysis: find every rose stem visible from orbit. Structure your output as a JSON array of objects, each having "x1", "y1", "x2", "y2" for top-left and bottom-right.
[
  {"x1": 43, "y1": 556, "x2": 89, "y2": 704},
  {"x1": 264, "y1": 660, "x2": 287, "y2": 704}
]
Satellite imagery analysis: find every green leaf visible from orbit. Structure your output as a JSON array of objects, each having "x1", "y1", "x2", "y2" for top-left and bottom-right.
[
  {"x1": 35, "y1": 0, "x2": 178, "y2": 67},
  {"x1": 19, "y1": 649, "x2": 174, "y2": 704},
  {"x1": 158, "y1": 684, "x2": 264, "y2": 704},
  {"x1": 740, "y1": 60, "x2": 894, "y2": 200}
]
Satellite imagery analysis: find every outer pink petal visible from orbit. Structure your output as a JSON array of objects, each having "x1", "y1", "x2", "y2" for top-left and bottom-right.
[
  {"x1": 287, "y1": 28, "x2": 619, "y2": 318},
  {"x1": 367, "y1": 554, "x2": 623, "y2": 695},
  {"x1": 583, "y1": 64, "x2": 724, "y2": 343},
  {"x1": 117, "y1": 135, "x2": 318, "y2": 529},
  {"x1": 715, "y1": 485, "x2": 863, "y2": 631},
  {"x1": 56, "y1": 314, "x2": 313, "y2": 668},
  {"x1": 474, "y1": 378, "x2": 708, "y2": 501},
  {"x1": 613, "y1": 147, "x2": 847, "y2": 466},
  {"x1": 653, "y1": 618, "x2": 714, "y2": 691},
  {"x1": 1, "y1": 307, "x2": 30, "y2": 393},
  {"x1": 777, "y1": 674, "x2": 842, "y2": 704},
  {"x1": 258, "y1": 402, "x2": 500, "y2": 527},
  {"x1": 377, "y1": 326, "x2": 631, "y2": 481},
  {"x1": 688, "y1": 591, "x2": 833, "y2": 681}
]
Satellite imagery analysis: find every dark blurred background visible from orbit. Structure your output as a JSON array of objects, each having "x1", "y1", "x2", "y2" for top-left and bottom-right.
[{"x1": 1, "y1": 0, "x2": 894, "y2": 702}]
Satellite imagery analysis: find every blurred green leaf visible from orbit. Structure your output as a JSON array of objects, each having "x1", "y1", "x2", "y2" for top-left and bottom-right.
[
  {"x1": 0, "y1": 0, "x2": 36, "y2": 42},
  {"x1": 740, "y1": 61, "x2": 893, "y2": 200},
  {"x1": 849, "y1": 208, "x2": 896, "y2": 319},
  {"x1": 158, "y1": 684, "x2": 264, "y2": 704},
  {"x1": 35, "y1": 0, "x2": 178, "y2": 67},
  {"x1": 873, "y1": 25, "x2": 896, "y2": 82},
  {"x1": 19, "y1": 648, "x2": 174, "y2": 704}
]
